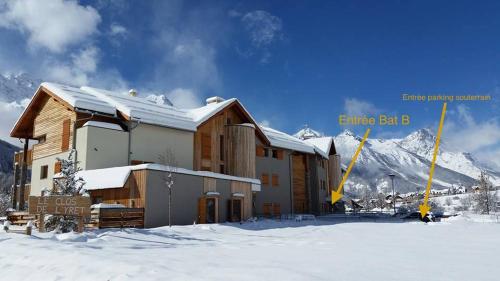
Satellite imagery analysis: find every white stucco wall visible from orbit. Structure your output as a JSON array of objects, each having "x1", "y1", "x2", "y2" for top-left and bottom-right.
[
  {"x1": 76, "y1": 126, "x2": 128, "y2": 170},
  {"x1": 130, "y1": 123, "x2": 194, "y2": 169},
  {"x1": 30, "y1": 151, "x2": 69, "y2": 196}
]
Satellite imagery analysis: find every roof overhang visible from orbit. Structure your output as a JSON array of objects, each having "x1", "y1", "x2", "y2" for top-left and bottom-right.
[
  {"x1": 197, "y1": 99, "x2": 270, "y2": 145},
  {"x1": 10, "y1": 85, "x2": 75, "y2": 139}
]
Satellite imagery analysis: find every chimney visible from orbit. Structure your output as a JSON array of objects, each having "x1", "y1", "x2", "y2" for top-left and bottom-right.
[
  {"x1": 206, "y1": 96, "x2": 225, "y2": 105},
  {"x1": 129, "y1": 89, "x2": 137, "y2": 97}
]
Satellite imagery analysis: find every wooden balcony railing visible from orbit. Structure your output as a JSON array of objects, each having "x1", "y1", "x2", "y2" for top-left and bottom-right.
[{"x1": 14, "y1": 149, "x2": 33, "y2": 166}]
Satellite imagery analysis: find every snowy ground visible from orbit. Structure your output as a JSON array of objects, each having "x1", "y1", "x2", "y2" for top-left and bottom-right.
[{"x1": 1, "y1": 215, "x2": 499, "y2": 281}]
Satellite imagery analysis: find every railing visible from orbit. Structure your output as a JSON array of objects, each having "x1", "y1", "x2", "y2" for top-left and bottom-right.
[
  {"x1": 14, "y1": 149, "x2": 33, "y2": 166},
  {"x1": 89, "y1": 208, "x2": 144, "y2": 229}
]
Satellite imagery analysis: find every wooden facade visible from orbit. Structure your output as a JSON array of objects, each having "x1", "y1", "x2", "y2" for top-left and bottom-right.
[
  {"x1": 88, "y1": 170, "x2": 147, "y2": 208},
  {"x1": 32, "y1": 96, "x2": 76, "y2": 160},
  {"x1": 193, "y1": 102, "x2": 267, "y2": 176},
  {"x1": 224, "y1": 124, "x2": 256, "y2": 178},
  {"x1": 230, "y1": 181, "x2": 253, "y2": 219},
  {"x1": 292, "y1": 153, "x2": 309, "y2": 213},
  {"x1": 194, "y1": 105, "x2": 246, "y2": 172}
]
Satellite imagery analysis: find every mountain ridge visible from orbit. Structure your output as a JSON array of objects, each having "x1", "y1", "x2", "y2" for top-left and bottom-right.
[{"x1": 297, "y1": 127, "x2": 500, "y2": 194}]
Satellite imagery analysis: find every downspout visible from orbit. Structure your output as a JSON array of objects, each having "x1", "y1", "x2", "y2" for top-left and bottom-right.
[{"x1": 127, "y1": 117, "x2": 140, "y2": 165}]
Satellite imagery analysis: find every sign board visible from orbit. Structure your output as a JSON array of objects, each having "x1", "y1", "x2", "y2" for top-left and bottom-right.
[{"x1": 28, "y1": 196, "x2": 91, "y2": 217}]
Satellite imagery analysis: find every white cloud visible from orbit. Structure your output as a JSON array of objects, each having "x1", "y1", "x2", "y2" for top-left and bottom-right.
[
  {"x1": 443, "y1": 104, "x2": 500, "y2": 169},
  {"x1": 343, "y1": 98, "x2": 380, "y2": 116},
  {"x1": 0, "y1": 99, "x2": 28, "y2": 145},
  {"x1": 45, "y1": 46, "x2": 99, "y2": 85},
  {"x1": 259, "y1": 119, "x2": 271, "y2": 127},
  {"x1": 241, "y1": 10, "x2": 282, "y2": 48},
  {"x1": 154, "y1": 33, "x2": 220, "y2": 93},
  {"x1": 166, "y1": 88, "x2": 202, "y2": 109},
  {"x1": 0, "y1": 0, "x2": 101, "y2": 53},
  {"x1": 109, "y1": 23, "x2": 127, "y2": 37}
]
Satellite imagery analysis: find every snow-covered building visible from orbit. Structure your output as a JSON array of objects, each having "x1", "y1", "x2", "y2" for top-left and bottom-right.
[{"x1": 10, "y1": 82, "x2": 343, "y2": 226}]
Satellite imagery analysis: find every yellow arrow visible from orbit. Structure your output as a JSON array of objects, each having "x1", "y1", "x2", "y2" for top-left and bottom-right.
[
  {"x1": 419, "y1": 102, "x2": 447, "y2": 219},
  {"x1": 331, "y1": 128, "x2": 371, "y2": 204}
]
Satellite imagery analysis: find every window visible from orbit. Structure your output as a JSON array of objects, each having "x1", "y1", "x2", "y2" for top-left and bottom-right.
[
  {"x1": 272, "y1": 174, "x2": 279, "y2": 187},
  {"x1": 219, "y1": 135, "x2": 224, "y2": 161},
  {"x1": 272, "y1": 149, "x2": 283, "y2": 160},
  {"x1": 54, "y1": 161, "x2": 62, "y2": 174},
  {"x1": 201, "y1": 133, "x2": 211, "y2": 160},
  {"x1": 273, "y1": 203, "x2": 281, "y2": 216},
  {"x1": 263, "y1": 203, "x2": 272, "y2": 216},
  {"x1": 261, "y1": 173, "x2": 269, "y2": 185},
  {"x1": 256, "y1": 145, "x2": 265, "y2": 157},
  {"x1": 40, "y1": 165, "x2": 48, "y2": 179},
  {"x1": 37, "y1": 134, "x2": 46, "y2": 144},
  {"x1": 264, "y1": 148, "x2": 269, "y2": 157},
  {"x1": 219, "y1": 164, "x2": 225, "y2": 173},
  {"x1": 61, "y1": 119, "x2": 71, "y2": 151},
  {"x1": 226, "y1": 118, "x2": 232, "y2": 125}
]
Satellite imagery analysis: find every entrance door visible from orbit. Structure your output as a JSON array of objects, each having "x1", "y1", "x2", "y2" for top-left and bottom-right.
[
  {"x1": 206, "y1": 198, "x2": 217, "y2": 223},
  {"x1": 198, "y1": 197, "x2": 218, "y2": 224},
  {"x1": 228, "y1": 199, "x2": 242, "y2": 222}
]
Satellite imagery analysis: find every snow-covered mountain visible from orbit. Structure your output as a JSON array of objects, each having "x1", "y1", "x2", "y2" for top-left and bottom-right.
[
  {"x1": 0, "y1": 73, "x2": 39, "y2": 192},
  {"x1": 294, "y1": 126, "x2": 323, "y2": 140},
  {"x1": 0, "y1": 73, "x2": 41, "y2": 102},
  {"x1": 298, "y1": 128, "x2": 500, "y2": 194},
  {"x1": 0, "y1": 139, "x2": 19, "y2": 193}
]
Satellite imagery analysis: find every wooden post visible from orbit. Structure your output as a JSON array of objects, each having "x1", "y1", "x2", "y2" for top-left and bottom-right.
[
  {"x1": 19, "y1": 138, "x2": 29, "y2": 210},
  {"x1": 12, "y1": 163, "x2": 19, "y2": 209},
  {"x1": 38, "y1": 214, "x2": 45, "y2": 233},
  {"x1": 77, "y1": 217, "x2": 84, "y2": 233}
]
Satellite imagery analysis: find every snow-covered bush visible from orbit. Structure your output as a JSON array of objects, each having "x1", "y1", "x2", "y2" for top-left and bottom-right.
[
  {"x1": 44, "y1": 150, "x2": 86, "y2": 233},
  {"x1": 0, "y1": 192, "x2": 11, "y2": 216}
]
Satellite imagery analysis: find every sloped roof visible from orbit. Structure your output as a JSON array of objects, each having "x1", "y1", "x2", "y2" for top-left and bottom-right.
[
  {"x1": 78, "y1": 163, "x2": 261, "y2": 191},
  {"x1": 304, "y1": 137, "x2": 337, "y2": 158},
  {"x1": 81, "y1": 86, "x2": 196, "y2": 131},
  {"x1": 261, "y1": 126, "x2": 316, "y2": 154},
  {"x1": 11, "y1": 82, "x2": 269, "y2": 143}
]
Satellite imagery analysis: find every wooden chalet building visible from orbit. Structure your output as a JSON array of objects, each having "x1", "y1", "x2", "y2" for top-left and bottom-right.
[{"x1": 10, "y1": 82, "x2": 343, "y2": 227}]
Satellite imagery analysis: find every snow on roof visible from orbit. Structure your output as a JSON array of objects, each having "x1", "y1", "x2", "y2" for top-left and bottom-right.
[
  {"x1": 261, "y1": 126, "x2": 316, "y2": 154},
  {"x1": 82, "y1": 86, "x2": 197, "y2": 131},
  {"x1": 304, "y1": 137, "x2": 333, "y2": 158},
  {"x1": 77, "y1": 166, "x2": 132, "y2": 190},
  {"x1": 83, "y1": 121, "x2": 123, "y2": 131},
  {"x1": 187, "y1": 98, "x2": 237, "y2": 125},
  {"x1": 39, "y1": 83, "x2": 261, "y2": 133},
  {"x1": 77, "y1": 164, "x2": 261, "y2": 192},
  {"x1": 42, "y1": 82, "x2": 116, "y2": 115}
]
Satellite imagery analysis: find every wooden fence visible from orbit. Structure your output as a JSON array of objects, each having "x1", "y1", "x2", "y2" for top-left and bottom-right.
[
  {"x1": 89, "y1": 208, "x2": 144, "y2": 229},
  {"x1": 7, "y1": 211, "x2": 37, "y2": 226}
]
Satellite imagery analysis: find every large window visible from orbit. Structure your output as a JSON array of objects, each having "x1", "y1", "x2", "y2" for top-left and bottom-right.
[{"x1": 40, "y1": 165, "x2": 48, "y2": 179}]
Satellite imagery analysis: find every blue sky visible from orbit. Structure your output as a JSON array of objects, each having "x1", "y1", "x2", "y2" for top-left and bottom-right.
[{"x1": 0, "y1": 0, "x2": 499, "y2": 166}]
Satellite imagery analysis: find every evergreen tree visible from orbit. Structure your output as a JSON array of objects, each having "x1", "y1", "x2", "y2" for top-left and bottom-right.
[{"x1": 44, "y1": 150, "x2": 87, "y2": 233}]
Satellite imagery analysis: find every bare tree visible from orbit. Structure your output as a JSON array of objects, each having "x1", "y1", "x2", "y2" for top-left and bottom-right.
[
  {"x1": 158, "y1": 149, "x2": 178, "y2": 227},
  {"x1": 472, "y1": 171, "x2": 495, "y2": 214}
]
